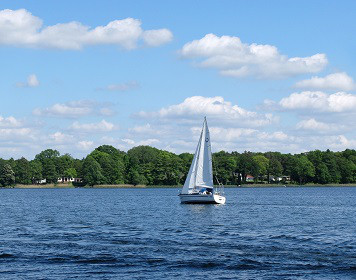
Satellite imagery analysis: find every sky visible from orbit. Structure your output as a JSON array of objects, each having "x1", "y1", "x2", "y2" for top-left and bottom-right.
[{"x1": 1, "y1": 0, "x2": 356, "y2": 159}]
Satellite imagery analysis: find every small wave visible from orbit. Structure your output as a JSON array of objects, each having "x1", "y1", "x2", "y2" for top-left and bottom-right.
[
  {"x1": 146, "y1": 258, "x2": 166, "y2": 264},
  {"x1": 75, "y1": 254, "x2": 119, "y2": 264},
  {"x1": 340, "y1": 265, "x2": 356, "y2": 271},
  {"x1": 76, "y1": 258, "x2": 118, "y2": 264},
  {"x1": 226, "y1": 259, "x2": 267, "y2": 270},
  {"x1": 0, "y1": 253, "x2": 14, "y2": 258},
  {"x1": 170, "y1": 260, "x2": 222, "y2": 269}
]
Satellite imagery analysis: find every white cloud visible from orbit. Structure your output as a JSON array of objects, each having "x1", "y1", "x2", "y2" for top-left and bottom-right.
[
  {"x1": 129, "y1": 123, "x2": 154, "y2": 134},
  {"x1": 180, "y1": 33, "x2": 327, "y2": 78},
  {"x1": 98, "y1": 81, "x2": 139, "y2": 92},
  {"x1": 0, "y1": 9, "x2": 173, "y2": 50},
  {"x1": 295, "y1": 118, "x2": 348, "y2": 134},
  {"x1": 16, "y1": 74, "x2": 39, "y2": 87},
  {"x1": 0, "y1": 115, "x2": 37, "y2": 141},
  {"x1": 138, "y1": 138, "x2": 160, "y2": 146},
  {"x1": 121, "y1": 138, "x2": 159, "y2": 147},
  {"x1": 137, "y1": 96, "x2": 276, "y2": 127},
  {"x1": 77, "y1": 140, "x2": 94, "y2": 151},
  {"x1": 194, "y1": 127, "x2": 257, "y2": 142},
  {"x1": 328, "y1": 135, "x2": 356, "y2": 150},
  {"x1": 296, "y1": 118, "x2": 330, "y2": 131},
  {"x1": 0, "y1": 116, "x2": 22, "y2": 127},
  {"x1": 296, "y1": 118, "x2": 331, "y2": 131},
  {"x1": 70, "y1": 120, "x2": 116, "y2": 133},
  {"x1": 33, "y1": 100, "x2": 114, "y2": 118},
  {"x1": 0, "y1": 127, "x2": 33, "y2": 140},
  {"x1": 257, "y1": 131, "x2": 290, "y2": 141},
  {"x1": 279, "y1": 91, "x2": 356, "y2": 112},
  {"x1": 295, "y1": 72, "x2": 355, "y2": 91},
  {"x1": 122, "y1": 138, "x2": 135, "y2": 145},
  {"x1": 49, "y1": 131, "x2": 74, "y2": 143}
]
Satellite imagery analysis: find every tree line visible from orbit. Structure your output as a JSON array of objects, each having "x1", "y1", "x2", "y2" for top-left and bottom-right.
[{"x1": 0, "y1": 145, "x2": 355, "y2": 187}]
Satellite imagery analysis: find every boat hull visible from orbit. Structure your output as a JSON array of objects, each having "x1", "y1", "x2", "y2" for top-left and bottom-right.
[{"x1": 179, "y1": 194, "x2": 226, "y2": 204}]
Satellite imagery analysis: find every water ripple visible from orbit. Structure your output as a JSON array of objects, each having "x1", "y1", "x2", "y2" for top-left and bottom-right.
[{"x1": 0, "y1": 187, "x2": 355, "y2": 279}]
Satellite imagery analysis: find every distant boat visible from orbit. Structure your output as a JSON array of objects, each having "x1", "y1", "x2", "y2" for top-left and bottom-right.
[{"x1": 179, "y1": 117, "x2": 226, "y2": 204}]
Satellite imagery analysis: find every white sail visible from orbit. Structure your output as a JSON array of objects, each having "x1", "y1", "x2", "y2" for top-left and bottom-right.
[{"x1": 181, "y1": 117, "x2": 213, "y2": 194}]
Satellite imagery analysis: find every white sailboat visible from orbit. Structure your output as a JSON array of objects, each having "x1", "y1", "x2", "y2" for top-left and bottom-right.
[{"x1": 179, "y1": 117, "x2": 226, "y2": 204}]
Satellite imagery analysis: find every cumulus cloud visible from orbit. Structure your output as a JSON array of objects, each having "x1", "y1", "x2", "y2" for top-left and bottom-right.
[
  {"x1": 129, "y1": 123, "x2": 154, "y2": 134},
  {"x1": 33, "y1": 100, "x2": 114, "y2": 118},
  {"x1": 193, "y1": 127, "x2": 257, "y2": 142},
  {"x1": 122, "y1": 138, "x2": 159, "y2": 147},
  {"x1": 69, "y1": 120, "x2": 116, "y2": 133},
  {"x1": 279, "y1": 91, "x2": 356, "y2": 112},
  {"x1": 295, "y1": 72, "x2": 355, "y2": 91},
  {"x1": 0, "y1": 116, "x2": 22, "y2": 127},
  {"x1": 296, "y1": 118, "x2": 331, "y2": 131},
  {"x1": 137, "y1": 96, "x2": 276, "y2": 127},
  {"x1": 97, "y1": 81, "x2": 139, "y2": 92},
  {"x1": 16, "y1": 74, "x2": 39, "y2": 87},
  {"x1": 0, "y1": 127, "x2": 33, "y2": 140},
  {"x1": 0, "y1": 9, "x2": 173, "y2": 50},
  {"x1": 297, "y1": 119, "x2": 349, "y2": 135},
  {"x1": 0, "y1": 115, "x2": 36, "y2": 141},
  {"x1": 49, "y1": 131, "x2": 74, "y2": 143},
  {"x1": 328, "y1": 135, "x2": 356, "y2": 150},
  {"x1": 77, "y1": 140, "x2": 94, "y2": 151},
  {"x1": 180, "y1": 33, "x2": 327, "y2": 78}
]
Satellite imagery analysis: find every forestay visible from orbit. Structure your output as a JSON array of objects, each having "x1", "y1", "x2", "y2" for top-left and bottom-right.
[{"x1": 181, "y1": 117, "x2": 214, "y2": 194}]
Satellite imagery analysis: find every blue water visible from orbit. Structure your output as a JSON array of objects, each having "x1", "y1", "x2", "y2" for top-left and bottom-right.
[{"x1": 0, "y1": 187, "x2": 355, "y2": 279}]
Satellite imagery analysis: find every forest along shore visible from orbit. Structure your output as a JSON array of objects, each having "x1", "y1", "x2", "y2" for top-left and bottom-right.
[
  {"x1": 4, "y1": 183, "x2": 356, "y2": 189},
  {"x1": 1, "y1": 145, "x2": 355, "y2": 188}
]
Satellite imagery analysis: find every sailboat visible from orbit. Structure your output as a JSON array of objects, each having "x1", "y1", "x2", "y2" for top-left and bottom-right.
[{"x1": 179, "y1": 117, "x2": 226, "y2": 204}]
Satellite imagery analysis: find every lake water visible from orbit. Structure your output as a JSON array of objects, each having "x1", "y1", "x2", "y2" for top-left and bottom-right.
[{"x1": 0, "y1": 187, "x2": 355, "y2": 279}]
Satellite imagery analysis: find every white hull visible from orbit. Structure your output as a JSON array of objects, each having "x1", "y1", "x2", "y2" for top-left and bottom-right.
[{"x1": 179, "y1": 194, "x2": 226, "y2": 204}]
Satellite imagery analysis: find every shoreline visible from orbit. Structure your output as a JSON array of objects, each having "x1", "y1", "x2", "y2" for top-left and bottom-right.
[{"x1": 1, "y1": 183, "x2": 356, "y2": 189}]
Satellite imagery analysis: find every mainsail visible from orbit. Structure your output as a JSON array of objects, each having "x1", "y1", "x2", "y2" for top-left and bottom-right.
[{"x1": 181, "y1": 117, "x2": 213, "y2": 194}]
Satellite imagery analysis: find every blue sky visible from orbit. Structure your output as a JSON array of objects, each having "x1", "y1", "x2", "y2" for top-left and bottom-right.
[{"x1": 1, "y1": 0, "x2": 356, "y2": 159}]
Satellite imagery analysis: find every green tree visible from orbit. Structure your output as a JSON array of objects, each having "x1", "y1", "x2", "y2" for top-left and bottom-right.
[
  {"x1": 56, "y1": 154, "x2": 74, "y2": 177},
  {"x1": 268, "y1": 157, "x2": 283, "y2": 183},
  {"x1": 213, "y1": 151, "x2": 236, "y2": 185},
  {"x1": 291, "y1": 155, "x2": 315, "y2": 184},
  {"x1": 280, "y1": 153, "x2": 294, "y2": 177},
  {"x1": 336, "y1": 157, "x2": 355, "y2": 183},
  {"x1": 307, "y1": 150, "x2": 331, "y2": 184},
  {"x1": 64, "y1": 167, "x2": 77, "y2": 178},
  {"x1": 73, "y1": 159, "x2": 83, "y2": 178},
  {"x1": 82, "y1": 156, "x2": 106, "y2": 186},
  {"x1": 129, "y1": 169, "x2": 148, "y2": 185},
  {"x1": 126, "y1": 146, "x2": 161, "y2": 185},
  {"x1": 42, "y1": 159, "x2": 58, "y2": 183},
  {"x1": 35, "y1": 149, "x2": 60, "y2": 162},
  {"x1": 89, "y1": 149, "x2": 124, "y2": 184},
  {"x1": 152, "y1": 151, "x2": 184, "y2": 185},
  {"x1": 323, "y1": 150, "x2": 341, "y2": 183},
  {"x1": 30, "y1": 160, "x2": 42, "y2": 182},
  {"x1": 0, "y1": 163, "x2": 15, "y2": 187},
  {"x1": 90, "y1": 145, "x2": 125, "y2": 184},
  {"x1": 14, "y1": 157, "x2": 32, "y2": 184},
  {"x1": 236, "y1": 152, "x2": 255, "y2": 183},
  {"x1": 252, "y1": 154, "x2": 269, "y2": 183}
]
